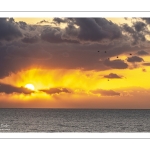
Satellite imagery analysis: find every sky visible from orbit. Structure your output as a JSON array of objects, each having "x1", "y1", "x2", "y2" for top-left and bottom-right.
[{"x1": 0, "y1": 17, "x2": 150, "y2": 108}]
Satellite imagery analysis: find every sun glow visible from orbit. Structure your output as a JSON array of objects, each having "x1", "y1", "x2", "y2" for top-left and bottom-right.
[{"x1": 25, "y1": 84, "x2": 35, "y2": 91}]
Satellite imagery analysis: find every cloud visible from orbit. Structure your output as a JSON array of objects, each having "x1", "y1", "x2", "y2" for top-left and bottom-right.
[
  {"x1": 53, "y1": 18, "x2": 66, "y2": 24},
  {"x1": 137, "y1": 50, "x2": 149, "y2": 56},
  {"x1": 142, "y1": 62, "x2": 150, "y2": 66},
  {"x1": 103, "y1": 59, "x2": 128, "y2": 69},
  {"x1": 92, "y1": 89, "x2": 120, "y2": 96},
  {"x1": 132, "y1": 33, "x2": 146, "y2": 45},
  {"x1": 74, "y1": 18, "x2": 122, "y2": 42},
  {"x1": 141, "y1": 18, "x2": 150, "y2": 24},
  {"x1": 0, "y1": 18, "x2": 22, "y2": 41},
  {"x1": 0, "y1": 41, "x2": 108, "y2": 78},
  {"x1": 40, "y1": 23, "x2": 64, "y2": 44},
  {"x1": 127, "y1": 56, "x2": 144, "y2": 62},
  {"x1": 122, "y1": 24, "x2": 134, "y2": 34},
  {"x1": 21, "y1": 36, "x2": 38, "y2": 44},
  {"x1": 0, "y1": 17, "x2": 150, "y2": 79},
  {"x1": 104, "y1": 73, "x2": 122, "y2": 79},
  {"x1": 18, "y1": 21, "x2": 27, "y2": 30},
  {"x1": 37, "y1": 20, "x2": 51, "y2": 24},
  {"x1": 133, "y1": 21, "x2": 146, "y2": 32},
  {"x1": 18, "y1": 21, "x2": 37, "y2": 31},
  {"x1": 122, "y1": 22, "x2": 147, "y2": 45},
  {"x1": 0, "y1": 47, "x2": 37, "y2": 78},
  {"x1": 40, "y1": 88, "x2": 71, "y2": 95},
  {"x1": 41, "y1": 26, "x2": 78, "y2": 43},
  {"x1": 52, "y1": 18, "x2": 122, "y2": 43},
  {"x1": 0, "y1": 83, "x2": 33, "y2": 94}
]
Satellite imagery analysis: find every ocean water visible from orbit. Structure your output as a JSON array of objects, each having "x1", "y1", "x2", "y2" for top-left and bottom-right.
[{"x1": 0, "y1": 109, "x2": 150, "y2": 132}]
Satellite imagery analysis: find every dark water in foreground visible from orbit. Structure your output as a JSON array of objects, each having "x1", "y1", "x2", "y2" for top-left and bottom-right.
[{"x1": 0, "y1": 109, "x2": 150, "y2": 132}]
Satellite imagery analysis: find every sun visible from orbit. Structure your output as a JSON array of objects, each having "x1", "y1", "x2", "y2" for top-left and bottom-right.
[{"x1": 25, "y1": 84, "x2": 35, "y2": 91}]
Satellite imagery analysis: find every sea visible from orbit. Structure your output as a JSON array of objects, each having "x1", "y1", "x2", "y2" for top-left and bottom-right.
[{"x1": 0, "y1": 109, "x2": 150, "y2": 132}]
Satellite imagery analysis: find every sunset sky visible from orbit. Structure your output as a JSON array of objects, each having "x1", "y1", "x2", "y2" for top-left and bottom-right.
[{"x1": 0, "y1": 17, "x2": 150, "y2": 108}]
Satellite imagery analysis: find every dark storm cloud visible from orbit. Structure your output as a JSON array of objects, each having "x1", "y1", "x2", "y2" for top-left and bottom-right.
[
  {"x1": 0, "y1": 42, "x2": 46, "y2": 78},
  {"x1": 37, "y1": 20, "x2": 51, "y2": 24},
  {"x1": 122, "y1": 22, "x2": 147, "y2": 45},
  {"x1": 42, "y1": 18, "x2": 149, "y2": 47},
  {"x1": 38, "y1": 27, "x2": 62, "y2": 43},
  {"x1": 141, "y1": 18, "x2": 150, "y2": 24},
  {"x1": 132, "y1": 33, "x2": 146, "y2": 45},
  {"x1": 0, "y1": 83, "x2": 33, "y2": 94},
  {"x1": 52, "y1": 18, "x2": 122, "y2": 43},
  {"x1": 104, "y1": 73, "x2": 122, "y2": 79},
  {"x1": 21, "y1": 36, "x2": 38, "y2": 44},
  {"x1": 75, "y1": 18, "x2": 108, "y2": 41},
  {"x1": 0, "y1": 41, "x2": 108, "y2": 79},
  {"x1": 103, "y1": 59, "x2": 128, "y2": 69},
  {"x1": 74, "y1": 18, "x2": 122, "y2": 42},
  {"x1": 122, "y1": 24, "x2": 134, "y2": 34},
  {"x1": 53, "y1": 18, "x2": 66, "y2": 24},
  {"x1": 1, "y1": 17, "x2": 150, "y2": 80},
  {"x1": 127, "y1": 56, "x2": 144, "y2": 63},
  {"x1": 0, "y1": 18, "x2": 22, "y2": 41},
  {"x1": 142, "y1": 63, "x2": 150, "y2": 66},
  {"x1": 18, "y1": 21, "x2": 27, "y2": 29},
  {"x1": 0, "y1": 57, "x2": 34, "y2": 78},
  {"x1": 18, "y1": 21, "x2": 37, "y2": 31},
  {"x1": 133, "y1": 21, "x2": 146, "y2": 32},
  {"x1": 41, "y1": 27, "x2": 79, "y2": 43},
  {"x1": 40, "y1": 88, "x2": 71, "y2": 95},
  {"x1": 137, "y1": 50, "x2": 149, "y2": 56},
  {"x1": 64, "y1": 24, "x2": 79, "y2": 39},
  {"x1": 92, "y1": 89, "x2": 120, "y2": 96}
]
